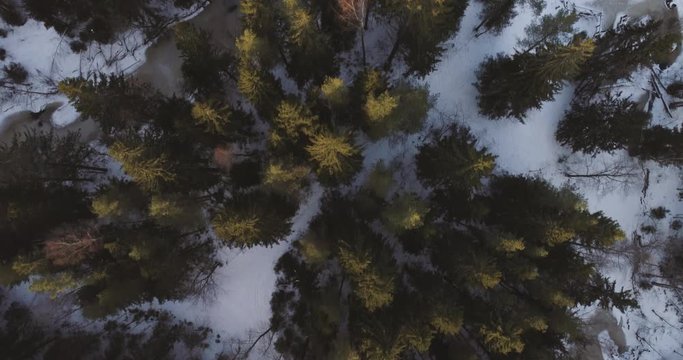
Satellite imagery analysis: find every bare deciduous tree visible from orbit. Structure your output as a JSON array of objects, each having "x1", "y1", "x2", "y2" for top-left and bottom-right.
[
  {"x1": 44, "y1": 222, "x2": 101, "y2": 267},
  {"x1": 560, "y1": 154, "x2": 644, "y2": 192},
  {"x1": 337, "y1": 0, "x2": 370, "y2": 65}
]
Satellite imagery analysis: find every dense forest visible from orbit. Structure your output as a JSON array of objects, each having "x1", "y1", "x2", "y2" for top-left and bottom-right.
[{"x1": 0, "y1": 0, "x2": 682, "y2": 359}]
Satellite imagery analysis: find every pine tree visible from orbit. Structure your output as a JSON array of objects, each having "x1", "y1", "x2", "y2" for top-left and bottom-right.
[
  {"x1": 148, "y1": 194, "x2": 202, "y2": 228},
  {"x1": 91, "y1": 180, "x2": 147, "y2": 220},
  {"x1": 212, "y1": 212, "x2": 261, "y2": 247},
  {"x1": 235, "y1": 28, "x2": 276, "y2": 68},
  {"x1": 279, "y1": 0, "x2": 336, "y2": 84},
  {"x1": 108, "y1": 140, "x2": 176, "y2": 192},
  {"x1": 282, "y1": 0, "x2": 316, "y2": 47},
  {"x1": 236, "y1": 63, "x2": 282, "y2": 117},
  {"x1": 478, "y1": 324, "x2": 525, "y2": 355},
  {"x1": 241, "y1": 0, "x2": 278, "y2": 36},
  {"x1": 359, "y1": 77, "x2": 432, "y2": 139},
  {"x1": 306, "y1": 132, "x2": 362, "y2": 180},
  {"x1": 365, "y1": 91, "x2": 398, "y2": 123},
  {"x1": 535, "y1": 38, "x2": 595, "y2": 81},
  {"x1": 321, "y1": 76, "x2": 350, "y2": 107},
  {"x1": 339, "y1": 246, "x2": 395, "y2": 311},
  {"x1": 263, "y1": 160, "x2": 311, "y2": 196},
  {"x1": 191, "y1": 101, "x2": 230, "y2": 134},
  {"x1": 270, "y1": 100, "x2": 320, "y2": 150},
  {"x1": 381, "y1": 193, "x2": 429, "y2": 233}
]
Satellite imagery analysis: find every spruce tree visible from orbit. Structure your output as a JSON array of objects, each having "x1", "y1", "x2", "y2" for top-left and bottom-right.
[
  {"x1": 416, "y1": 125, "x2": 495, "y2": 192},
  {"x1": 269, "y1": 125, "x2": 634, "y2": 359},
  {"x1": 378, "y1": 0, "x2": 468, "y2": 76},
  {"x1": 575, "y1": 19, "x2": 681, "y2": 98},
  {"x1": 59, "y1": 74, "x2": 159, "y2": 138},
  {"x1": 174, "y1": 22, "x2": 233, "y2": 97},
  {"x1": 279, "y1": 0, "x2": 336, "y2": 85},
  {"x1": 212, "y1": 191, "x2": 297, "y2": 248},
  {"x1": 476, "y1": 38, "x2": 595, "y2": 120},
  {"x1": 557, "y1": 94, "x2": 650, "y2": 154},
  {"x1": 474, "y1": 0, "x2": 544, "y2": 36},
  {"x1": 630, "y1": 126, "x2": 683, "y2": 166},
  {"x1": 0, "y1": 130, "x2": 105, "y2": 187}
]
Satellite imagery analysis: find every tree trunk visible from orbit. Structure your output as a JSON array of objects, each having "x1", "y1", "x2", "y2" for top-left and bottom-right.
[
  {"x1": 242, "y1": 327, "x2": 273, "y2": 358},
  {"x1": 364, "y1": 0, "x2": 372, "y2": 30},
  {"x1": 48, "y1": 163, "x2": 109, "y2": 173},
  {"x1": 277, "y1": 44, "x2": 290, "y2": 69},
  {"x1": 383, "y1": 31, "x2": 402, "y2": 71},
  {"x1": 361, "y1": 29, "x2": 367, "y2": 67},
  {"x1": 474, "y1": 0, "x2": 515, "y2": 36}
]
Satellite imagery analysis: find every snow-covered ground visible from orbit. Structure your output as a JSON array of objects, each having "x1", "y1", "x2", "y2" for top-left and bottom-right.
[
  {"x1": 0, "y1": 2, "x2": 208, "y2": 126},
  {"x1": 426, "y1": 1, "x2": 683, "y2": 358},
  {"x1": 1, "y1": 0, "x2": 682, "y2": 359}
]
